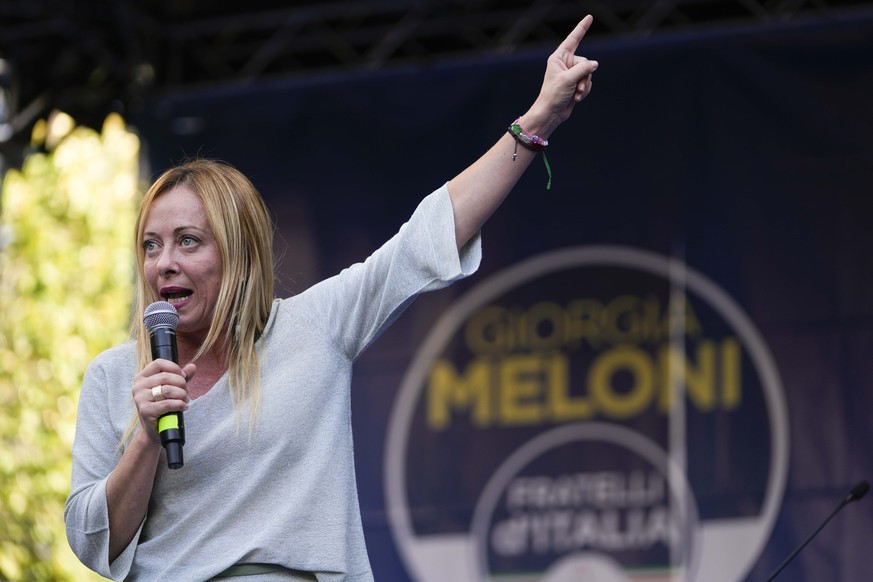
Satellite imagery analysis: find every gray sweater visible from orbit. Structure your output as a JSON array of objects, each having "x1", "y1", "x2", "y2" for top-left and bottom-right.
[{"x1": 65, "y1": 185, "x2": 481, "y2": 581}]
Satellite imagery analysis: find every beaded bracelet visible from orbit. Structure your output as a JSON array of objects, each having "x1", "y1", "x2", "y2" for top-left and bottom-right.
[
  {"x1": 508, "y1": 119, "x2": 549, "y2": 151},
  {"x1": 507, "y1": 118, "x2": 552, "y2": 190}
]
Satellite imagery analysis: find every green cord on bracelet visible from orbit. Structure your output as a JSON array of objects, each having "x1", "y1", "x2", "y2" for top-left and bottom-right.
[
  {"x1": 507, "y1": 121, "x2": 552, "y2": 190},
  {"x1": 542, "y1": 150, "x2": 552, "y2": 190}
]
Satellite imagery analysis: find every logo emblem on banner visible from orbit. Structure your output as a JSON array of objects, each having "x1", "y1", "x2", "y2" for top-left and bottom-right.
[{"x1": 386, "y1": 245, "x2": 789, "y2": 582}]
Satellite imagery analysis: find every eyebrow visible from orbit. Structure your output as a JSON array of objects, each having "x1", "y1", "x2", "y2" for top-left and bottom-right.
[{"x1": 143, "y1": 225, "x2": 210, "y2": 238}]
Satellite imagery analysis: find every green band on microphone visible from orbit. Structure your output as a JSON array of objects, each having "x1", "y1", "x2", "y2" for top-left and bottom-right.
[{"x1": 159, "y1": 414, "x2": 180, "y2": 432}]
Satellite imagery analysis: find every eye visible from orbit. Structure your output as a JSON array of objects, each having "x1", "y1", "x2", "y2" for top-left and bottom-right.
[
  {"x1": 143, "y1": 240, "x2": 159, "y2": 254},
  {"x1": 180, "y1": 235, "x2": 199, "y2": 247}
]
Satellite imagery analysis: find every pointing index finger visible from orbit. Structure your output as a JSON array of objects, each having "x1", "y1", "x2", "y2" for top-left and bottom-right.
[{"x1": 558, "y1": 14, "x2": 594, "y2": 55}]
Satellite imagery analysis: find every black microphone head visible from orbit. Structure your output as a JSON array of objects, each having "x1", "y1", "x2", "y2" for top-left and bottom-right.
[
  {"x1": 143, "y1": 301, "x2": 179, "y2": 332},
  {"x1": 848, "y1": 481, "x2": 870, "y2": 502}
]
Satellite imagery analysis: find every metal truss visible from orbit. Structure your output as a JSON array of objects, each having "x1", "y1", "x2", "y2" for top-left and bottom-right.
[{"x1": 1, "y1": 0, "x2": 872, "y2": 146}]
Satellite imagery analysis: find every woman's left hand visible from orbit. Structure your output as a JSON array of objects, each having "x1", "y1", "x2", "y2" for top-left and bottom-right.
[
  {"x1": 526, "y1": 14, "x2": 599, "y2": 137},
  {"x1": 447, "y1": 15, "x2": 600, "y2": 247}
]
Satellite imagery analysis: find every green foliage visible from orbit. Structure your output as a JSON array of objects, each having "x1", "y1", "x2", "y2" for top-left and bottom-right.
[{"x1": 0, "y1": 112, "x2": 140, "y2": 580}]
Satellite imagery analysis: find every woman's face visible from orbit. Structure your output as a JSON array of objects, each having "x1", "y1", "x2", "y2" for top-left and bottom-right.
[{"x1": 142, "y1": 185, "x2": 223, "y2": 340}]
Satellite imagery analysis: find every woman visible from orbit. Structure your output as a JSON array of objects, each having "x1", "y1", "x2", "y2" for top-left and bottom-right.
[{"x1": 65, "y1": 16, "x2": 599, "y2": 581}]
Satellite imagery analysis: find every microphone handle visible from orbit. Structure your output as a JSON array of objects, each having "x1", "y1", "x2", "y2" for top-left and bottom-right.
[
  {"x1": 766, "y1": 498, "x2": 848, "y2": 581},
  {"x1": 149, "y1": 328, "x2": 185, "y2": 470},
  {"x1": 150, "y1": 328, "x2": 178, "y2": 364}
]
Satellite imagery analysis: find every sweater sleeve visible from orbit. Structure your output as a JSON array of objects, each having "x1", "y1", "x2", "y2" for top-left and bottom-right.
[
  {"x1": 291, "y1": 183, "x2": 482, "y2": 360},
  {"x1": 64, "y1": 354, "x2": 142, "y2": 580}
]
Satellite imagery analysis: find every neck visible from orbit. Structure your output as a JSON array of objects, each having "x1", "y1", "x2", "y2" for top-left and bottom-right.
[
  {"x1": 176, "y1": 332, "x2": 227, "y2": 368},
  {"x1": 179, "y1": 340, "x2": 229, "y2": 400}
]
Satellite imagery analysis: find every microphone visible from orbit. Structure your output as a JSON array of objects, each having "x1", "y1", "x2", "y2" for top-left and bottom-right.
[
  {"x1": 766, "y1": 480, "x2": 869, "y2": 581},
  {"x1": 143, "y1": 301, "x2": 185, "y2": 470}
]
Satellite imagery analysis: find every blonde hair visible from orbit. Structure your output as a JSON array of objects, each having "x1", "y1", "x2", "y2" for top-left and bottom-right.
[{"x1": 124, "y1": 159, "x2": 275, "y2": 442}]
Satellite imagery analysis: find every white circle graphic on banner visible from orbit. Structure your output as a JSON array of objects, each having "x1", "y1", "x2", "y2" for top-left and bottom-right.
[
  {"x1": 542, "y1": 553, "x2": 629, "y2": 582},
  {"x1": 385, "y1": 245, "x2": 789, "y2": 582},
  {"x1": 470, "y1": 423, "x2": 701, "y2": 581}
]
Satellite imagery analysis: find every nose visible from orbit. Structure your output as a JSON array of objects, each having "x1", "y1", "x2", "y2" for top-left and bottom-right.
[{"x1": 155, "y1": 245, "x2": 179, "y2": 277}]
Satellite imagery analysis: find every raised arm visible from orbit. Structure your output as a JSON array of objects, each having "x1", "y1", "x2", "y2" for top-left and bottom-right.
[{"x1": 448, "y1": 15, "x2": 599, "y2": 248}]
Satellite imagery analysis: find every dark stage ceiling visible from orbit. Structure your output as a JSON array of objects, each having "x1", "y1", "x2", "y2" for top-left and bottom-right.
[{"x1": 1, "y1": 0, "x2": 872, "y2": 151}]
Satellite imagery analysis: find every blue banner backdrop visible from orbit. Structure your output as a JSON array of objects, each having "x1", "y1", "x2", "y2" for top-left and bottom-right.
[{"x1": 135, "y1": 12, "x2": 873, "y2": 582}]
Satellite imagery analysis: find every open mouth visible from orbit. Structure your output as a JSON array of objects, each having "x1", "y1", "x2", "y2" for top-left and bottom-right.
[{"x1": 161, "y1": 289, "x2": 193, "y2": 306}]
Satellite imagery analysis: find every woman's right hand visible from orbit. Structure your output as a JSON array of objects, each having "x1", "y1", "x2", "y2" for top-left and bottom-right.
[
  {"x1": 131, "y1": 359, "x2": 195, "y2": 443},
  {"x1": 105, "y1": 359, "x2": 195, "y2": 561}
]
